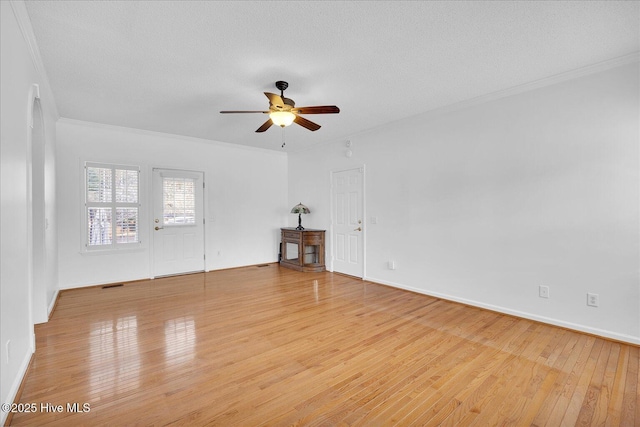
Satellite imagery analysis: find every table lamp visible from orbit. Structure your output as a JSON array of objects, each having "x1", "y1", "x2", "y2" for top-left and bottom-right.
[{"x1": 291, "y1": 202, "x2": 310, "y2": 230}]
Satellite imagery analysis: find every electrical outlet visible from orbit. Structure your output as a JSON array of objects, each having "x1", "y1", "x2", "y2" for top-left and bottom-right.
[
  {"x1": 587, "y1": 293, "x2": 599, "y2": 307},
  {"x1": 388, "y1": 260, "x2": 396, "y2": 270},
  {"x1": 539, "y1": 285, "x2": 549, "y2": 298}
]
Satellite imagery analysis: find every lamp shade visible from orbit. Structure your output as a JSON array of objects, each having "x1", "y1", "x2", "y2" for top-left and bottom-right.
[
  {"x1": 270, "y1": 111, "x2": 295, "y2": 127},
  {"x1": 290, "y1": 203, "x2": 310, "y2": 214}
]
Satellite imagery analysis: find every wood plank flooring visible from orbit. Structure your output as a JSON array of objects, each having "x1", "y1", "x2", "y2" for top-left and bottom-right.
[{"x1": 8, "y1": 265, "x2": 639, "y2": 426}]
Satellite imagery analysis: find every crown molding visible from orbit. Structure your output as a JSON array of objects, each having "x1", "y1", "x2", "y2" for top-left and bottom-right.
[
  {"x1": 350, "y1": 52, "x2": 640, "y2": 140},
  {"x1": 57, "y1": 118, "x2": 288, "y2": 157},
  {"x1": 440, "y1": 52, "x2": 640, "y2": 115},
  {"x1": 9, "y1": 0, "x2": 60, "y2": 119}
]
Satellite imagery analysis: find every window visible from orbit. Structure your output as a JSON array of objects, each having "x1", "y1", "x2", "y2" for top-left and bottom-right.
[
  {"x1": 162, "y1": 177, "x2": 196, "y2": 225},
  {"x1": 85, "y1": 162, "x2": 140, "y2": 249}
]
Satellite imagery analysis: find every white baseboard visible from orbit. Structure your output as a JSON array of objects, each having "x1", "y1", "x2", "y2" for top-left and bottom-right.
[
  {"x1": 365, "y1": 276, "x2": 640, "y2": 345},
  {"x1": 47, "y1": 289, "x2": 59, "y2": 318},
  {"x1": 1, "y1": 348, "x2": 33, "y2": 425}
]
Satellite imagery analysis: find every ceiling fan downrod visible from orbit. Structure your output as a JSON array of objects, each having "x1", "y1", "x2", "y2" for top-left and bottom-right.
[{"x1": 275, "y1": 80, "x2": 288, "y2": 97}]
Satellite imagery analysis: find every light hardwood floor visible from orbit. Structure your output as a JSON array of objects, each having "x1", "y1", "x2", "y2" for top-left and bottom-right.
[{"x1": 8, "y1": 265, "x2": 639, "y2": 426}]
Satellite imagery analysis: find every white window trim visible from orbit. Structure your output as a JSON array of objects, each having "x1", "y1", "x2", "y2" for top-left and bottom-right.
[{"x1": 83, "y1": 161, "x2": 143, "y2": 253}]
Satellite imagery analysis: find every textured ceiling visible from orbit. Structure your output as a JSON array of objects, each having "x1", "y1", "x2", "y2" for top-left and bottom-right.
[{"x1": 24, "y1": 1, "x2": 640, "y2": 152}]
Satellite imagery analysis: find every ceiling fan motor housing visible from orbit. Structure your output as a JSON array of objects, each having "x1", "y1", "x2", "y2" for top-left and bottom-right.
[{"x1": 275, "y1": 81, "x2": 289, "y2": 92}]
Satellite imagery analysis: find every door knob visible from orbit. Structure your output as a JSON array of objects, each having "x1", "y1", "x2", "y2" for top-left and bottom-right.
[
  {"x1": 154, "y1": 226, "x2": 163, "y2": 231},
  {"x1": 354, "y1": 227, "x2": 362, "y2": 231}
]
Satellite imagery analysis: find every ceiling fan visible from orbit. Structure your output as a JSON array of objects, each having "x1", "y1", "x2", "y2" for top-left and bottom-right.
[{"x1": 220, "y1": 81, "x2": 340, "y2": 133}]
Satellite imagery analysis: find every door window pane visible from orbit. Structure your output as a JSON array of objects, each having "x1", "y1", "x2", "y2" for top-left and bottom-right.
[{"x1": 163, "y1": 177, "x2": 196, "y2": 225}]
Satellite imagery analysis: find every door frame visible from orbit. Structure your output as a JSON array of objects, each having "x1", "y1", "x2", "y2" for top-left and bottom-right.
[
  {"x1": 150, "y1": 167, "x2": 206, "y2": 278},
  {"x1": 329, "y1": 165, "x2": 366, "y2": 278},
  {"x1": 26, "y1": 84, "x2": 41, "y2": 351},
  {"x1": 29, "y1": 93, "x2": 47, "y2": 325}
]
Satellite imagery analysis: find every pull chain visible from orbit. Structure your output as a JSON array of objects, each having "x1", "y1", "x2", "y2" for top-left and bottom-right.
[{"x1": 281, "y1": 127, "x2": 286, "y2": 148}]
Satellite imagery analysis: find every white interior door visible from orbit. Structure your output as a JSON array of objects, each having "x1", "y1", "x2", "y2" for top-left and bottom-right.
[
  {"x1": 332, "y1": 168, "x2": 364, "y2": 277},
  {"x1": 152, "y1": 169, "x2": 205, "y2": 277}
]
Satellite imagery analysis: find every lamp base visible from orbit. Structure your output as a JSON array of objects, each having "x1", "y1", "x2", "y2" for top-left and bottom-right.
[{"x1": 296, "y1": 213, "x2": 304, "y2": 230}]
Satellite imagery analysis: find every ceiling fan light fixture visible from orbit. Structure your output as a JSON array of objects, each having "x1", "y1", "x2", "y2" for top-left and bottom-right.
[
  {"x1": 221, "y1": 81, "x2": 339, "y2": 133},
  {"x1": 270, "y1": 111, "x2": 295, "y2": 127}
]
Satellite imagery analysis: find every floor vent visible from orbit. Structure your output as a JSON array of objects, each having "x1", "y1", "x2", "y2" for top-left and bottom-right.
[
  {"x1": 256, "y1": 264, "x2": 270, "y2": 268},
  {"x1": 102, "y1": 284, "x2": 124, "y2": 289}
]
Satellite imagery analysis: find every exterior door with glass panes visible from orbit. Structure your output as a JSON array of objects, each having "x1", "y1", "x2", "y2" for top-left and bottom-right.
[{"x1": 152, "y1": 169, "x2": 205, "y2": 277}]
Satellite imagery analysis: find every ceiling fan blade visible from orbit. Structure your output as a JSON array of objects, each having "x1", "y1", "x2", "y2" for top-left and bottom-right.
[
  {"x1": 294, "y1": 115, "x2": 321, "y2": 131},
  {"x1": 255, "y1": 119, "x2": 273, "y2": 133},
  {"x1": 264, "y1": 92, "x2": 285, "y2": 109},
  {"x1": 293, "y1": 106, "x2": 340, "y2": 114},
  {"x1": 220, "y1": 110, "x2": 269, "y2": 114}
]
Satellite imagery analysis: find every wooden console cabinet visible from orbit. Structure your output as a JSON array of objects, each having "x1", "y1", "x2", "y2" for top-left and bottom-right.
[{"x1": 280, "y1": 228, "x2": 325, "y2": 272}]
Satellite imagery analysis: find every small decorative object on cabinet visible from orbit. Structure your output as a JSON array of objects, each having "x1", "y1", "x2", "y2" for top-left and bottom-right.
[
  {"x1": 280, "y1": 228, "x2": 325, "y2": 272},
  {"x1": 290, "y1": 202, "x2": 310, "y2": 230}
]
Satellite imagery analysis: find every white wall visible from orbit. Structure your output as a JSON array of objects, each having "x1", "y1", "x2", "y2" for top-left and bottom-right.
[
  {"x1": 56, "y1": 120, "x2": 288, "y2": 288},
  {"x1": 1, "y1": 1, "x2": 59, "y2": 421},
  {"x1": 289, "y1": 61, "x2": 640, "y2": 344}
]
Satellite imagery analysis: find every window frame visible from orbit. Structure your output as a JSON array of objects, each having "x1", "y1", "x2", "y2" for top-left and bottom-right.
[{"x1": 83, "y1": 161, "x2": 142, "y2": 252}]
